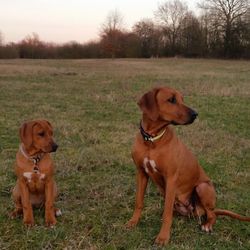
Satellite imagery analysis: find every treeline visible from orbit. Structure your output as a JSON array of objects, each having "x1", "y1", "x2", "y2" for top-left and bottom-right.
[
  {"x1": 0, "y1": 34, "x2": 101, "y2": 59},
  {"x1": 1, "y1": 0, "x2": 250, "y2": 59}
]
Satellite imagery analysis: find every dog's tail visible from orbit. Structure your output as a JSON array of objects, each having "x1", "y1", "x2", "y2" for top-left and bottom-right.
[{"x1": 215, "y1": 209, "x2": 250, "y2": 222}]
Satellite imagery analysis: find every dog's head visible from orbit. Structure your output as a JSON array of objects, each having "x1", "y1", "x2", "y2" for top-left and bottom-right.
[
  {"x1": 138, "y1": 87, "x2": 198, "y2": 125},
  {"x1": 19, "y1": 120, "x2": 58, "y2": 153}
]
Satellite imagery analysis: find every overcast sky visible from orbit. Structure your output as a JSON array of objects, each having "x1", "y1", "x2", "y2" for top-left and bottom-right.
[{"x1": 0, "y1": 0, "x2": 199, "y2": 44}]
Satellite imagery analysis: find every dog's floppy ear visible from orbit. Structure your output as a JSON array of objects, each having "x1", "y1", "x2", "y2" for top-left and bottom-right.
[
  {"x1": 44, "y1": 120, "x2": 52, "y2": 130},
  {"x1": 138, "y1": 88, "x2": 160, "y2": 121},
  {"x1": 19, "y1": 121, "x2": 37, "y2": 147}
]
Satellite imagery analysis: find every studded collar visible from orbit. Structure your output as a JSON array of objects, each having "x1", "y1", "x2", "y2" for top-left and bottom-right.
[
  {"x1": 19, "y1": 144, "x2": 44, "y2": 172},
  {"x1": 139, "y1": 121, "x2": 167, "y2": 142}
]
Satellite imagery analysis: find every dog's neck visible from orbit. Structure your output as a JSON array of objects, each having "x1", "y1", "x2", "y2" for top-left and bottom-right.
[
  {"x1": 141, "y1": 115, "x2": 170, "y2": 136},
  {"x1": 19, "y1": 144, "x2": 45, "y2": 163},
  {"x1": 140, "y1": 115, "x2": 173, "y2": 143}
]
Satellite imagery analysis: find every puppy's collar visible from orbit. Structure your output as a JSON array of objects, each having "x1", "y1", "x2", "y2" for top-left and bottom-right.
[
  {"x1": 140, "y1": 122, "x2": 166, "y2": 142},
  {"x1": 19, "y1": 144, "x2": 44, "y2": 171}
]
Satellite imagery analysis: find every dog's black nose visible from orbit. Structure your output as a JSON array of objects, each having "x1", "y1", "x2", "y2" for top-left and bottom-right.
[
  {"x1": 188, "y1": 109, "x2": 198, "y2": 123},
  {"x1": 51, "y1": 143, "x2": 58, "y2": 152},
  {"x1": 191, "y1": 110, "x2": 198, "y2": 119}
]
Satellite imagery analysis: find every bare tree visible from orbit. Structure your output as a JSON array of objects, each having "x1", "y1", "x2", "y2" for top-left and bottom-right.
[
  {"x1": 101, "y1": 9, "x2": 124, "y2": 32},
  {"x1": 179, "y1": 11, "x2": 203, "y2": 56},
  {"x1": 155, "y1": 0, "x2": 188, "y2": 55},
  {"x1": 22, "y1": 33, "x2": 41, "y2": 46},
  {"x1": 19, "y1": 33, "x2": 44, "y2": 58},
  {"x1": 133, "y1": 19, "x2": 161, "y2": 57},
  {"x1": 100, "y1": 10, "x2": 125, "y2": 58},
  {"x1": 199, "y1": 0, "x2": 250, "y2": 56}
]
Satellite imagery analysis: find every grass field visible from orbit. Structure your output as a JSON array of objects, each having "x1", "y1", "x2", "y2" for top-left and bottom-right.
[{"x1": 0, "y1": 58, "x2": 249, "y2": 249}]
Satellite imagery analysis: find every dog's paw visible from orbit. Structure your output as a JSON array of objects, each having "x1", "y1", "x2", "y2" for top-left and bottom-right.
[
  {"x1": 201, "y1": 223, "x2": 213, "y2": 233},
  {"x1": 46, "y1": 216, "x2": 57, "y2": 228},
  {"x1": 154, "y1": 233, "x2": 170, "y2": 246},
  {"x1": 125, "y1": 219, "x2": 139, "y2": 229},
  {"x1": 23, "y1": 218, "x2": 35, "y2": 227}
]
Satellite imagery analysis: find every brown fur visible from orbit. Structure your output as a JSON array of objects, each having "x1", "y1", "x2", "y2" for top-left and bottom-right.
[
  {"x1": 10, "y1": 120, "x2": 60, "y2": 227},
  {"x1": 126, "y1": 87, "x2": 250, "y2": 246}
]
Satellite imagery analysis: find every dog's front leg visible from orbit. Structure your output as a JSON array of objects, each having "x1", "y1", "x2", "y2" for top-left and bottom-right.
[
  {"x1": 126, "y1": 168, "x2": 148, "y2": 228},
  {"x1": 45, "y1": 179, "x2": 57, "y2": 227},
  {"x1": 19, "y1": 179, "x2": 34, "y2": 226},
  {"x1": 155, "y1": 177, "x2": 176, "y2": 246}
]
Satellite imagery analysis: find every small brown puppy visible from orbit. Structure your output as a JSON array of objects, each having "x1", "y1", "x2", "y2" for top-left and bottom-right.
[
  {"x1": 11, "y1": 120, "x2": 61, "y2": 227},
  {"x1": 126, "y1": 87, "x2": 250, "y2": 246}
]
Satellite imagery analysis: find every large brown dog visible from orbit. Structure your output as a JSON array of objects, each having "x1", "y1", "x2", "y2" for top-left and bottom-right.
[
  {"x1": 10, "y1": 120, "x2": 61, "y2": 227},
  {"x1": 126, "y1": 87, "x2": 250, "y2": 246}
]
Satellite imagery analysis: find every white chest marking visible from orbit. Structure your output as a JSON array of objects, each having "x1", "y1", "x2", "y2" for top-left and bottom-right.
[
  {"x1": 40, "y1": 173, "x2": 46, "y2": 180},
  {"x1": 23, "y1": 171, "x2": 46, "y2": 182},
  {"x1": 23, "y1": 172, "x2": 32, "y2": 182},
  {"x1": 143, "y1": 157, "x2": 149, "y2": 173},
  {"x1": 149, "y1": 160, "x2": 158, "y2": 172},
  {"x1": 143, "y1": 157, "x2": 158, "y2": 173}
]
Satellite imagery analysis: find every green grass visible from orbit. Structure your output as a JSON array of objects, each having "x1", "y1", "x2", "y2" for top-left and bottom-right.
[{"x1": 0, "y1": 58, "x2": 249, "y2": 249}]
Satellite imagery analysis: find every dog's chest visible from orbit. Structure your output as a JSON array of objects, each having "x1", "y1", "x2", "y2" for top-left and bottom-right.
[
  {"x1": 141, "y1": 156, "x2": 166, "y2": 194},
  {"x1": 142, "y1": 157, "x2": 158, "y2": 174},
  {"x1": 23, "y1": 171, "x2": 46, "y2": 192}
]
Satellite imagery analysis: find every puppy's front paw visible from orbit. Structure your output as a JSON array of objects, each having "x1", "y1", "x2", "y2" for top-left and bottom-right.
[
  {"x1": 46, "y1": 215, "x2": 57, "y2": 228},
  {"x1": 155, "y1": 232, "x2": 170, "y2": 246},
  {"x1": 125, "y1": 218, "x2": 139, "y2": 229},
  {"x1": 23, "y1": 217, "x2": 34, "y2": 227}
]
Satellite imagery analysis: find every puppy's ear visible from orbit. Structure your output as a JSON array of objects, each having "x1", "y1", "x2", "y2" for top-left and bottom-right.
[
  {"x1": 19, "y1": 121, "x2": 36, "y2": 147},
  {"x1": 138, "y1": 88, "x2": 160, "y2": 121},
  {"x1": 44, "y1": 120, "x2": 52, "y2": 130}
]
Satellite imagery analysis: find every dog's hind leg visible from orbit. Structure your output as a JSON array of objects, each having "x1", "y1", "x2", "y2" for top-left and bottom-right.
[
  {"x1": 10, "y1": 185, "x2": 23, "y2": 218},
  {"x1": 195, "y1": 182, "x2": 216, "y2": 232}
]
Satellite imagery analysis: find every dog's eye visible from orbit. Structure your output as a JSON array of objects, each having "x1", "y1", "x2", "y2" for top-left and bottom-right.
[
  {"x1": 38, "y1": 132, "x2": 45, "y2": 137},
  {"x1": 168, "y1": 96, "x2": 176, "y2": 104}
]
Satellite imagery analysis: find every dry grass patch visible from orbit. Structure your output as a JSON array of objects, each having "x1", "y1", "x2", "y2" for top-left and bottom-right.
[{"x1": 0, "y1": 58, "x2": 249, "y2": 249}]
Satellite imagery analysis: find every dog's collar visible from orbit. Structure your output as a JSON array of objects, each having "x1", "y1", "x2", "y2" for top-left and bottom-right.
[
  {"x1": 140, "y1": 121, "x2": 166, "y2": 142},
  {"x1": 19, "y1": 144, "x2": 44, "y2": 172}
]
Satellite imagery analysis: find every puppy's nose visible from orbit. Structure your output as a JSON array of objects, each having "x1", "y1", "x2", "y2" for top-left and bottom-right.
[
  {"x1": 189, "y1": 109, "x2": 198, "y2": 122},
  {"x1": 191, "y1": 110, "x2": 198, "y2": 119},
  {"x1": 51, "y1": 143, "x2": 58, "y2": 152}
]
